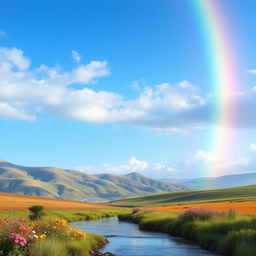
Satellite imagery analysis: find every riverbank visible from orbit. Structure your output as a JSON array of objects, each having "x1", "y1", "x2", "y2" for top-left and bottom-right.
[
  {"x1": 0, "y1": 208, "x2": 129, "y2": 222},
  {"x1": 118, "y1": 209, "x2": 256, "y2": 256}
]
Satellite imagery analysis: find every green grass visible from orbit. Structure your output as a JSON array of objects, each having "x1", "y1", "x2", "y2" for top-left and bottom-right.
[
  {"x1": 0, "y1": 209, "x2": 129, "y2": 222},
  {"x1": 30, "y1": 233, "x2": 105, "y2": 256},
  {"x1": 119, "y1": 210, "x2": 256, "y2": 256},
  {"x1": 110, "y1": 185, "x2": 256, "y2": 207}
]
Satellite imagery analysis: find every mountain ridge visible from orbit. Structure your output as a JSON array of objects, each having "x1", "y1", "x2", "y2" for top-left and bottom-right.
[
  {"x1": 0, "y1": 160, "x2": 186, "y2": 201},
  {"x1": 163, "y1": 171, "x2": 256, "y2": 190}
]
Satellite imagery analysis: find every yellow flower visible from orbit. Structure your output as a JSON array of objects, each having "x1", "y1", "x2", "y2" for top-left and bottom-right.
[
  {"x1": 67, "y1": 228, "x2": 87, "y2": 240},
  {"x1": 39, "y1": 234, "x2": 46, "y2": 239}
]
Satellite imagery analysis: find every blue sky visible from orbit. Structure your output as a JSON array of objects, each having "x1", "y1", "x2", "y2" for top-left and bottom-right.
[{"x1": 0, "y1": 0, "x2": 255, "y2": 179}]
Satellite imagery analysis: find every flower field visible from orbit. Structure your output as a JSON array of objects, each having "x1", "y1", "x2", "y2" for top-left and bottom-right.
[
  {"x1": 152, "y1": 201, "x2": 256, "y2": 215},
  {"x1": 0, "y1": 217, "x2": 96, "y2": 256}
]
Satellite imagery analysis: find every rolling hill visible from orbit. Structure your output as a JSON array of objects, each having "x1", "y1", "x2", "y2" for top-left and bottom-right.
[
  {"x1": 163, "y1": 172, "x2": 256, "y2": 190},
  {"x1": 109, "y1": 184, "x2": 256, "y2": 207},
  {"x1": 0, "y1": 160, "x2": 186, "y2": 201}
]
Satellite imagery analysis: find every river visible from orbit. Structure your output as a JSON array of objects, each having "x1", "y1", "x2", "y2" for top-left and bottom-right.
[{"x1": 71, "y1": 217, "x2": 219, "y2": 256}]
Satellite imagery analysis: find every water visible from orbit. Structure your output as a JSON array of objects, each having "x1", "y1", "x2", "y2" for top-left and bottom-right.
[{"x1": 71, "y1": 217, "x2": 219, "y2": 256}]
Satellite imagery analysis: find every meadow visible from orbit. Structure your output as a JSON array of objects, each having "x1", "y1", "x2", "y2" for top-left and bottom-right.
[
  {"x1": 0, "y1": 192, "x2": 128, "y2": 256},
  {"x1": 110, "y1": 185, "x2": 256, "y2": 215},
  {"x1": 0, "y1": 192, "x2": 111, "y2": 211}
]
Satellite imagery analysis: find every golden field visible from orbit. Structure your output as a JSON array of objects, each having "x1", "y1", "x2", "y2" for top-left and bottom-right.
[
  {"x1": 0, "y1": 192, "x2": 110, "y2": 211},
  {"x1": 152, "y1": 201, "x2": 256, "y2": 215}
]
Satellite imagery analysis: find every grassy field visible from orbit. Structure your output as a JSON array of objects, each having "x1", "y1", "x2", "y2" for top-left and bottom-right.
[
  {"x1": 0, "y1": 191, "x2": 129, "y2": 221},
  {"x1": 0, "y1": 192, "x2": 112, "y2": 211},
  {"x1": 152, "y1": 201, "x2": 256, "y2": 215},
  {"x1": 110, "y1": 185, "x2": 256, "y2": 207},
  {"x1": 0, "y1": 192, "x2": 129, "y2": 255},
  {"x1": 119, "y1": 210, "x2": 256, "y2": 256}
]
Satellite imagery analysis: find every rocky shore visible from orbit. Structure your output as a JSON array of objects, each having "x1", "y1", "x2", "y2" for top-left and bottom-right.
[{"x1": 90, "y1": 239, "x2": 114, "y2": 256}]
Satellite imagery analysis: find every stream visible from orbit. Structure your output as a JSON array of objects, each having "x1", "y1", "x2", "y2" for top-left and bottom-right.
[{"x1": 71, "y1": 217, "x2": 219, "y2": 256}]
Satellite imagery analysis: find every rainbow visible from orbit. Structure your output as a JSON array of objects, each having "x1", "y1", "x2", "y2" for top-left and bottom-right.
[{"x1": 190, "y1": 0, "x2": 244, "y2": 176}]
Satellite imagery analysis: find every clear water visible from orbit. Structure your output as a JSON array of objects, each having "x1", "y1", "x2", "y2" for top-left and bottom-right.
[{"x1": 71, "y1": 217, "x2": 219, "y2": 256}]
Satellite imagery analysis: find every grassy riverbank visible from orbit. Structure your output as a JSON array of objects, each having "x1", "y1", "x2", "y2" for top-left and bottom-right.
[
  {"x1": 0, "y1": 216, "x2": 107, "y2": 256},
  {"x1": 119, "y1": 210, "x2": 256, "y2": 256},
  {"x1": 29, "y1": 233, "x2": 106, "y2": 256},
  {"x1": 0, "y1": 208, "x2": 128, "y2": 222},
  {"x1": 0, "y1": 208, "x2": 129, "y2": 256}
]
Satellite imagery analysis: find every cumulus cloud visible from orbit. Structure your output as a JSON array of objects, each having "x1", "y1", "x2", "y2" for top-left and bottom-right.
[
  {"x1": 179, "y1": 149, "x2": 255, "y2": 178},
  {"x1": 71, "y1": 50, "x2": 81, "y2": 63},
  {"x1": 129, "y1": 156, "x2": 148, "y2": 170},
  {"x1": 76, "y1": 156, "x2": 175, "y2": 178},
  {"x1": 251, "y1": 143, "x2": 256, "y2": 151},
  {"x1": 76, "y1": 150, "x2": 254, "y2": 179},
  {"x1": 0, "y1": 46, "x2": 256, "y2": 132}
]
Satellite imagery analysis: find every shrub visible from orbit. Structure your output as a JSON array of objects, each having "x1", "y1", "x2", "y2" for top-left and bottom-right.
[
  {"x1": 179, "y1": 207, "x2": 223, "y2": 221},
  {"x1": 132, "y1": 208, "x2": 153, "y2": 214},
  {"x1": 29, "y1": 205, "x2": 45, "y2": 221}
]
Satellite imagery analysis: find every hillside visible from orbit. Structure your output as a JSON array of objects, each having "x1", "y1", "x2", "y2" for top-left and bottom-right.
[
  {"x1": 109, "y1": 184, "x2": 256, "y2": 207},
  {"x1": 0, "y1": 160, "x2": 186, "y2": 201},
  {"x1": 163, "y1": 172, "x2": 256, "y2": 190}
]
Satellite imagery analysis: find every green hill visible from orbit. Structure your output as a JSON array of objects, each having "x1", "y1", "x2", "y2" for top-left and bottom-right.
[
  {"x1": 0, "y1": 160, "x2": 186, "y2": 201},
  {"x1": 109, "y1": 184, "x2": 256, "y2": 207}
]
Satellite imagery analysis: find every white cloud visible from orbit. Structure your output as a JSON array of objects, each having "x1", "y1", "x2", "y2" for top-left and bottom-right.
[
  {"x1": 76, "y1": 156, "x2": 176, "y2": 178},
  {"x1": 129, "y1": 156, "x2": 148, "y2": 170},
  {"x1": 0, "y1": 30, "x2": 6, "y2": 37},
  {"x1": 248, "y1": 69, "x2": 256, "y2": 74},
  {"x1": 188, "y1": 149, "x2": 251, "y2": 177},
  {"x1": 0, "y1": 47, "x2": 30, "y2": 70},
  {"x1": 251, "y1": 143, "x2": 256, "y2": 151},
  {"x1": 0, "y1": 46, "x2": 256, "y2": 133},
  {"x1": 75, "y1": 149, "x2": 256, "y2": 179},
  {"x1": 71, "y1": 50, "x2": 82, "y2": 63}
]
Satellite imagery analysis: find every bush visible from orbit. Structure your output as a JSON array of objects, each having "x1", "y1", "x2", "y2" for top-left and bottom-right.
[
  {"x1": 29, "y1": 205, "x2": 45, "y2": 221},
  {"x1": 179, "y1": 208, "x2": 222, "y2": 221},
  {"x1": 179, "y1": 207, "x2": 237, "y2": 222}
]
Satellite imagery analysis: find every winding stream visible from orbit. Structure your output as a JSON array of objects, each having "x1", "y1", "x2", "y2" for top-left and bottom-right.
[{"x1": 72, "y1": 217, "x2": 219, "y2": 256}]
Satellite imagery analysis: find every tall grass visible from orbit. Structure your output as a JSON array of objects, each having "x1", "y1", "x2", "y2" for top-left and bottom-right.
[
  {"x1": 119, "y1": 208, "x2": 256, "y2": 256},
  {"x1": 30, "y1": 234, "x2": 105, "y2": 256}
]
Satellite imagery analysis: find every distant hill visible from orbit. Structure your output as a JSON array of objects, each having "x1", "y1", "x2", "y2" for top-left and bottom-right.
[
  {"x1": 0, "y1": 160, "x2": 186, "y2": 201},
  {"x1": 163, "y1": 172, "x2": 256, "y2": 190},
  {"x1": 109, "y1": 184, "x2": 256, "y2": 207}
]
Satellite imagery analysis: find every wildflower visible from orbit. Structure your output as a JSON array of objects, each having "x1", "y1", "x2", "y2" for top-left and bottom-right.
[{"x1": 8, "y1": 233, "x2": 27, "y2": 247}]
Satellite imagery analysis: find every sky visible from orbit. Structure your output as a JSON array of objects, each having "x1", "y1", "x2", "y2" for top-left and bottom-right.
[{"x1": 0, "y1": 0, "x2": 256, "y2": 179}]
